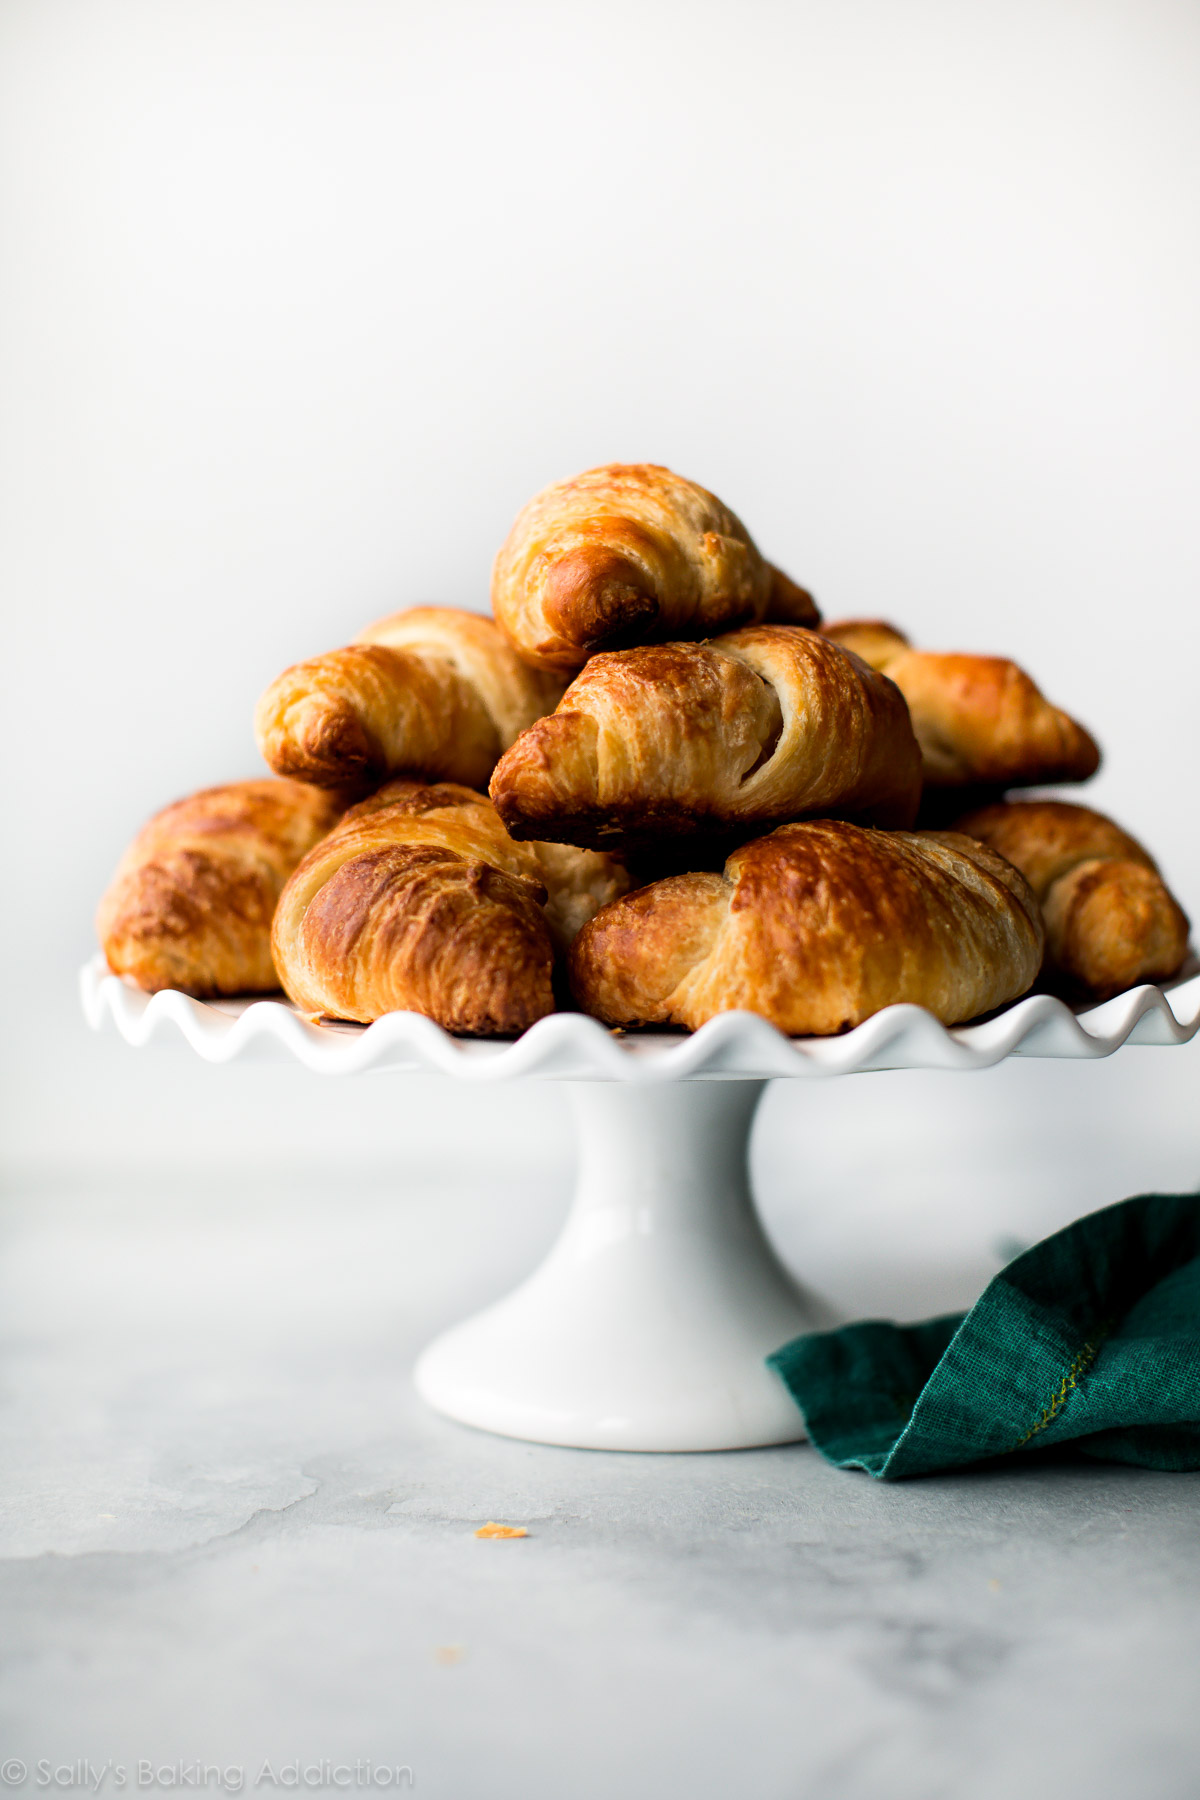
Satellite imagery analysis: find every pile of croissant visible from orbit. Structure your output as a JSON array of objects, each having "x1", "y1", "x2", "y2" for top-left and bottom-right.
[{"x1": 98, "y1": 463, "x2": 1191, "y2": 1037}]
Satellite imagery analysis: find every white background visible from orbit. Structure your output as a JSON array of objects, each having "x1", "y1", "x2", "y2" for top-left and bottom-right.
[{"x1": 2, "y1": 0, "x2": 1197, "y2": 1310}]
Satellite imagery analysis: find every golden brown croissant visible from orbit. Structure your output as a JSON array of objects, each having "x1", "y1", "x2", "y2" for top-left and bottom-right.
[
  {"x1": 489, "y1": 625, "x2": 922, "y2": 849},
  {"x1": 821, "y1": 619, "x2": 1100, "y2": 790},
  {"x1": 97, "y1": 780, "x2": 344, "y2": 996},
  {"x1": 491, "y1": 463, "x2": 819, "y2": 672},
  {"x1": 255, "y1": 607, "x2": 564, "y2": 790},
  {"x1": 272, "y1": 780, "x2": 629, "y2": 1030},
  {"x1": 570, "y1": 820, "x2": 1044, "y2": 1035},
  {"x1": 954, "y1": 799, "x2": 1190, "y2": 1001}
]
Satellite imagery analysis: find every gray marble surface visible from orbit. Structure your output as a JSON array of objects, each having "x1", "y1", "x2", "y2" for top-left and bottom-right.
[{"x1": 2, "y1": 1163, "x2": 1198, "y2": 1800}]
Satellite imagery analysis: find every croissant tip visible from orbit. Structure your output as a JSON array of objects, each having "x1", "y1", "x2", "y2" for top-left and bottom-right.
[{"x1": 541, "y1": 546, "x2": 658, "y2": 653}]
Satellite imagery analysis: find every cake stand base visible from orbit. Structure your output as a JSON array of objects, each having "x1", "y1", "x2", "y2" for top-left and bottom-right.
[{"x1": 413, "y1": 1080, "x2": 818, "y2": 1451}]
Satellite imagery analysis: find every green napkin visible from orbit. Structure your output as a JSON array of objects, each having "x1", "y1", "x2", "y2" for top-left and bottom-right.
[{"x1": 767, "y1": 1192, "x2": 1200, "y2": 1478}]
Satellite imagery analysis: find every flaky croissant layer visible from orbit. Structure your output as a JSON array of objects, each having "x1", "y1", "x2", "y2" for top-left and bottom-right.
[
  {"x1": 492, "y1": 463, "x2": 819, "y2": 672},
  {"x1": 570, "y1": 820, "x2": 1044, "y2": 1035},
  {"x1": 272, "y1": 780, "x2": 628, "y2": 1031},
  {"x1": 97, "y1": 779, "x2": 345, "y2": 996},
  {"x1": 955, "y1": 799, "x2": 1190, "y2": 1001},
  {"x1": 489, "y1": 625, "x2": 922, "y2": 848},
  {"x1": 255, "y1": 607, "x2": 563, "y2": 791}
]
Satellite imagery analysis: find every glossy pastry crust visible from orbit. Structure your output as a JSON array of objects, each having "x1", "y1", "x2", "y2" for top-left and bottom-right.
[
  {"x1": 955, "y1": 799, "x2": 1190, "y2": 1000},
  {"x1": 821, "y1": 619, "x2": 1100, "y2": 789},
  {"x1": 489, "y1": 625, "x2": 922, "y2": 848},
  {"x1": 254, "y1": 607, "x2": 563, "y2": 790},
  {"x1": 491, "y1": 463, "x2": 819, "y2": 672},
  {"x1": 272, "y1": 780, "x2": 629, "y2": 1030},
  {"x1": 569, "y1": 820, "x2": 1044, "y2": 1035},
  {"x1": 97, "y1": 780, "x2": 344, "y2": 996}
]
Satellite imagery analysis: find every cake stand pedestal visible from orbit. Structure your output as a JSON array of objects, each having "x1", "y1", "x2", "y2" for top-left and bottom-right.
[
  {"x1": 416, "y1": 1080, "x2": 815, "y2": 1450},
  {"x1": 82, "y1": 956, "x2": 1200, "y2": 1452}
]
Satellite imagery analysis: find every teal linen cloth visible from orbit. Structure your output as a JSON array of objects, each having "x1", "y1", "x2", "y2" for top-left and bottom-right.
[{"x1": 767, "y1": 1192, "x2": 1200, "y2": 1478}]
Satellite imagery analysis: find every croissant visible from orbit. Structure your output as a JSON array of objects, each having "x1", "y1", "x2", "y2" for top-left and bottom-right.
[
  {"x1": 821, "y1": 619, "x2": 1100, "y2": 790},
  {"x1": 570, "y1": 820, "x2": 1044, "y2": 1035},
  {"x1": 489, "y1": 625, "x2": 922, "y2": 849},
  {"x1": 255, "y1": 607, "x2": 564, "y2": 791},
  {"x1": 272, "y1": 780, "x2": 629, "y2": 1031},
  {"x1": 491, "y1": 463, "x2": 819, "y2": 672},
  {"x1": 955, "y1": 799, "x2": 1190, "y2": 1001},
  {"x1": 97, "y1": 779, "x2": 344, "y2": 996}
]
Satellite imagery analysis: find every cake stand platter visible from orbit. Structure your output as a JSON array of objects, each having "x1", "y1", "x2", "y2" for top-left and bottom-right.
[{"x1": 81, "y1": 955, "x2": 1200, "y2": 1454}]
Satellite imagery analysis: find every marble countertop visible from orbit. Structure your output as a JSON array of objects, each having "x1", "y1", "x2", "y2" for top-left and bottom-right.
[{"x1": 2, "y1": 1165, "x2": 1197, "y2": 1800}]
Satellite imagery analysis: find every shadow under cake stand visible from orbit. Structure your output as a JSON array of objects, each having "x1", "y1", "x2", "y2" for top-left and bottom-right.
[{"x1": 82, "y1": 956, "x2": 1200, "y2": 1453}]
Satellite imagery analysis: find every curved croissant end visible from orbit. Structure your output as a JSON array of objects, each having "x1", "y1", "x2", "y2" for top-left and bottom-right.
[
  {"x1": 764, "y1": 561, "x2": 822, "y2": 626},
  {"x1": 97, "y1": 779, "x2": 345, "y2": 996},
  {"x1": 955, "y1": 799, "x2": 1190, "y2": 1000},
  {"x1": 254, "y1": 607, "x2": 563, "y2": 791},
  {"x1": 489, "y1": 625, "x2": 921, "y2": 849},
  {"x1": 271, "y1": 780, "x2": 628, "y2": 1030},
  {"x1": 569, "y1": 820, "x2": 1045, "y2": 1036},
  {"x1": 821, "y1": 619, "x2": 1100, "y2": 790},
  {"x1": 491, "y1": 464, "x2": 818, "y2": 672},
  {"x1": 285, "y1": 842, "x2": 555, "y2": 1034},
  {"x1": 887, "y1": 654, "x2": 1100, "y2": 788}
]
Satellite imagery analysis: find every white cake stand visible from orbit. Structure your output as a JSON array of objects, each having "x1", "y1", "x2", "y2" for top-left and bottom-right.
[{"x1": 82, "y1": 955, "x2": 1200, "y2": 1453}]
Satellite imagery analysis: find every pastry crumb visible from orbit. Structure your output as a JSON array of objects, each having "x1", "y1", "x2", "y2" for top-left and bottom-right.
[
  {"x1": 433, "y1": 1643, "x2": 467, "y2": 1665},
  {"x1": 474, "y1": 1521, "x2": 528, "y2": 1539}
]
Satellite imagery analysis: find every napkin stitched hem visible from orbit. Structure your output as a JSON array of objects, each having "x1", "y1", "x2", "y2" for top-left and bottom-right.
[{"x1": 767, "y1": 1193, "x2": 1200, "y2": 1479}]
